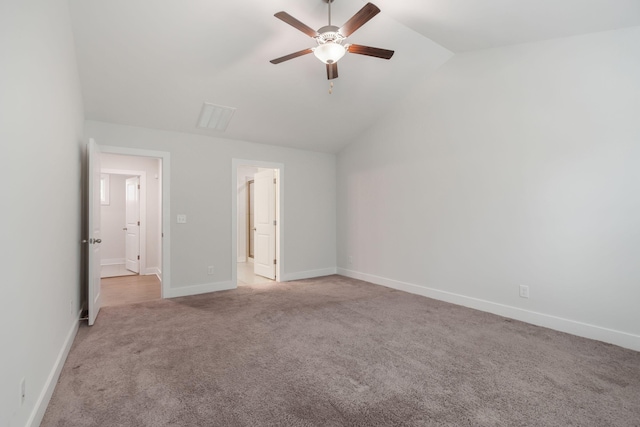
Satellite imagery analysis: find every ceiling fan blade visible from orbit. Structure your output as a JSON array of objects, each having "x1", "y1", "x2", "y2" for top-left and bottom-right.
[
  {"x1": 339, "y1": 2, "x2": 380, "y2": 37},
  {"x1": 326, "y1": 63, "x2": 338, "y2": 80},
  {"x1": 270, "y1": 48, "x2": 314, "y2": 64},
  {"x1": 347, "y1": 44, "x2": 394, "y2": 60},
  {"x1": 274, "y1": 12, "x2": 318, "y2": 38}
]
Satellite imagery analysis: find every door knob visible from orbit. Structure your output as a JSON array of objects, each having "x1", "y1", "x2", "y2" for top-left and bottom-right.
[
  {"x1": 123, "y1": 227, "x2": 128, "y2": 231},
  {"x1": 95, "y1": 238, "x2": 102, "y2": 244}
]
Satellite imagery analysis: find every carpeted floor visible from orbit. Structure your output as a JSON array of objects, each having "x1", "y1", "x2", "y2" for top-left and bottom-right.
[{"x1": 42, "y1": 275, "x2": 640, "y2": 426}]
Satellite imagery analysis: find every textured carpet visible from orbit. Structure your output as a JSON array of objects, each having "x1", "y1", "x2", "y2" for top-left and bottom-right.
[{"x1": 42, "y1": 275, "x2": 640, "y2": 426}]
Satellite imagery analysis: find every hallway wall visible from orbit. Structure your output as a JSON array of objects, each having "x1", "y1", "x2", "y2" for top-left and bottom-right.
[{"x1": 100, "y1": 174, "x2": 127, "y2": 263}]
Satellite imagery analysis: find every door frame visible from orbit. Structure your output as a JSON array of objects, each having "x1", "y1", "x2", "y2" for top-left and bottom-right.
[
  {"x1": 231, "y1": 159, "x2": 284, "y2": 285},
  {"x1": 102, "y1": 168, "x2": 146, "y2": 275},
  {"x1": 99, "y1": 145, "x2": 171, "y2": 298}
]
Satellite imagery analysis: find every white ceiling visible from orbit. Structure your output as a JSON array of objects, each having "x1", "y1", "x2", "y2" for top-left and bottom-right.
[{"x1": 69, "y1": 0, "x2": 640, "y2": 153}]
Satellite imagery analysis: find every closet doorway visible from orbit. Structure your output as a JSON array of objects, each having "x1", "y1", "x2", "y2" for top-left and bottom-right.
[{"x1": 233, "y1": 160, "x2": 284, "y2": 287}]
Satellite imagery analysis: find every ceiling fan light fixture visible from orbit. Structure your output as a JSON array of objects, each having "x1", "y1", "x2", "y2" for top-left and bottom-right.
[{"x1": 313, "y1": 42, "x2": 346, "y2": 64}]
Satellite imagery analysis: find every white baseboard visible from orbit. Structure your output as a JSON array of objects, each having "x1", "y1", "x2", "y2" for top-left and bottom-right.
[
  {"x1": 165, "y1": 281, "x2": 235, "y2": 298},
  {"x1": 237, "y1": 256, "x2": 247, "y2": 263},
  {"x1": 283, "y1": 267, "x2": 337, "y2": 282},
  {"x1": 101, "y1": 258, "x2": 125, "y2": 266},
  {"x1": 337, "y1": 268, "x2": 640, "y2": 352},
  {"x1": 27, "y1": 310, "x2": 80, "y2": 427},
  {"x1": 144, "y1": 267, "x2": 161, "y2": 278}
]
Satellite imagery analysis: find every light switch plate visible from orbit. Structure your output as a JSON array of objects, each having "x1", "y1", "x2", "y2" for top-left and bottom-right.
[{"x1": 177, "y1": 214, "x2": 187, "y2": 224}]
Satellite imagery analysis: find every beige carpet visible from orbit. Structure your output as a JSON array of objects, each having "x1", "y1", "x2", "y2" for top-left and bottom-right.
[{"x1": 42, "y1": 275, "x2": 640, "y2": 426}]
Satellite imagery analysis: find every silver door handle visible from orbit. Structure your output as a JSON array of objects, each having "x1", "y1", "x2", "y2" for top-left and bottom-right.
[
  {"x1": 123, "y1": 227, "x2": 128, "y2": 230},
  {"x1": 252, "y1": 228, "x2": 257, "y2": 231},
  {"x1": 95, "y1": 238, "x2": 102, "y2": 244}
]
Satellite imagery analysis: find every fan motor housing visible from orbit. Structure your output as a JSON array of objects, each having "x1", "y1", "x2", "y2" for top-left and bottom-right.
[{"x1": 316, "y1": 25, "x2": 344, "y2": 44}]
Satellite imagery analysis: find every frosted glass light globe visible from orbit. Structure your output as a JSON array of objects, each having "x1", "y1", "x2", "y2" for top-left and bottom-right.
[{"x1": 314, "y1": 42, "x2": 346, "y2": 64}]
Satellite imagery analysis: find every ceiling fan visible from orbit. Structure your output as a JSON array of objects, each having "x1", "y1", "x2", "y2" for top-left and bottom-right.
[{"x1": 270, "y1": 0, "x2": 394, "y2": 80}]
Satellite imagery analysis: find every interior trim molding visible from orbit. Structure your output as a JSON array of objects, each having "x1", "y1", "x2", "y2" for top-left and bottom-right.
[
  {"x1": 165, "y1": 281, "x2": 235, "y2": 299},
  {"x1": 27, "y1": 311, "x2": 80, "y2": 427},
  {"x1": 283, "y1": 267, "x2": 337, "y2": 282},
  {"x1": 337, "y1": 268, "x2": 640, "y2": 352}
]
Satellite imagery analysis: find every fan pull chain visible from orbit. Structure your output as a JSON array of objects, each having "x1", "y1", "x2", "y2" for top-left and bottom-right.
[{"x1": 329, "y1": 81, "x2": 334, "y2": 94}]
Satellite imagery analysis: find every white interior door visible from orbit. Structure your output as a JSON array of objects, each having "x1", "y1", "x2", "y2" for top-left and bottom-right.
[
  {"x1": 87, "y1": 139, "x2": 102, "y2": 326},
  {"x1": 125, "y1": 176, "x2": 140, "y2": 273},
  {"x1": 254, "y1": 169, "x2": 276, "y2": 280}
]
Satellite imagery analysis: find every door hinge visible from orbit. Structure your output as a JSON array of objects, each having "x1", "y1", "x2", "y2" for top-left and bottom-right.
[
  {"x1": 137, "y1": 221, "x2": 140, "y2": 226},
  {"x1": 138, "y1": 184, "x2": 140, "y2": 189},
  {"x1": 137, "y1": 255, "x2": 140, "y2": 260},
  {"x1": 273, "y1": 178, "x2": 276, "y2": 184},
  {"x1": 273, "y1": 220, "x2": 277, "y2": 226},
  {"x1": 274, "y1": 259, "x2": 277, "y2": 265}
]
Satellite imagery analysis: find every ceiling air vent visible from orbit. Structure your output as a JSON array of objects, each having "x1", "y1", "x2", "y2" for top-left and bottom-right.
[{"x1": 197, "y1": 102, "x2": 236, "y2": 131}]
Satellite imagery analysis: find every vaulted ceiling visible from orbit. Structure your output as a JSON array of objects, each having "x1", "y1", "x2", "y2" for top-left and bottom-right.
[{"x1": 69, "y1": 0, "x2": 640, "y2": 153}]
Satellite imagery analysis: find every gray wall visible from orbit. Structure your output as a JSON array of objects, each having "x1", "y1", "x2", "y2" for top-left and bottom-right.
[
  {"x1": 0, "y1": 0, "x2": 85, "y2": 425},
  {"x1": 337, "y1": 27, "x2": 640, "y2": 350},
  {"x1": 86, "y1": 120, "x2": 337, "y2": 291}
]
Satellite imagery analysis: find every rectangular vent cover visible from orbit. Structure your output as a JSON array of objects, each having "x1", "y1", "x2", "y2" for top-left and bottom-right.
[{"x1": 197, "y1": 102, "x2": 236, "y2": 131}]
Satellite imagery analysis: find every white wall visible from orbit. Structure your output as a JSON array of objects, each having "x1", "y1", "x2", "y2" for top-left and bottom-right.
[
  {"x1": 337, "y1": 27, "x2": 640, "y2": 351},
  {"x1": 0, "y1": 0, "x2": 85, "y2": 425},
  {"x1": 100, "y1": 153, "x2": 162, "y2": 274},
  {"x1": 100, "y1": 174, "x2": 127, "y2": 263},
  {"x1": 86, "y1": 121, "x2": 337, "y2": 294}
]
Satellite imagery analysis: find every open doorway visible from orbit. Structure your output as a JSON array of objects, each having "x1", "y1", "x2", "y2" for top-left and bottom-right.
[
  {"x1": 232, "y1": 160, "x2": 284, "y2": 287},
  {"x1": 99, "y1": 153, "x2": 162, "y2": 306},
  {"x1": 86, "y1": 143, "x2": 171, "y2": 324}
]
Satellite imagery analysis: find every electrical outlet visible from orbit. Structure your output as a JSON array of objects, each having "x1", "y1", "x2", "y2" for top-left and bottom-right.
[
  {"x1": 207, "y1": 266, "x2": 215, "y2": 275},
  {"x1": 519, "y1": 285, "x2": 530, "y2": 299},
  {"x1": 20, "y1": 378, "x2": 25, "y2": 406},
  {"x1": 348, "y1": 256, "x2": 353, "y2": 265},
  {"x1": 177, "y1": 214, "x2": 187, "y2": 224},
  {"x1": 70, "y1": 299, "x2": 74, "y2": 315}
]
